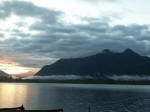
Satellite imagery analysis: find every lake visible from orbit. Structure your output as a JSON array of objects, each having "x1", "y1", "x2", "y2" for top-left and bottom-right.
[{"x1": 0, "y1": 83, "x2": 150, "y2": 112}]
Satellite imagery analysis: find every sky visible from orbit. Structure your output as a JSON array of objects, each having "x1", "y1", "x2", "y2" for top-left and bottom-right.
[{"x1": 0, "y1": 0, "x2": 150, "y2": 75}]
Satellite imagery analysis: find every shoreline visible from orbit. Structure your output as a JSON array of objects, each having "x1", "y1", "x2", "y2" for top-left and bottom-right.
[{"x1": 1, "y1": 79, "x2": 150, "y2": 85}]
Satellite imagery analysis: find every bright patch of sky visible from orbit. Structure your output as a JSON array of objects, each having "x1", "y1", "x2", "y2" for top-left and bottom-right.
[{"x1": 15, "y1": 0, "x2": 150, "y2": 25}]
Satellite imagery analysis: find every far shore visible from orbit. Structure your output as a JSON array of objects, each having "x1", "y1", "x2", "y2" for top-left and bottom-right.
[{"x1": 1, "y1": 78, "x2": 150, "y2": 85}]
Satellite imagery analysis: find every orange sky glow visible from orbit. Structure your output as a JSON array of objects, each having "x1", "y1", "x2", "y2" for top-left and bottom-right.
[{"x1": 0, "y1": 59, "x2": 39, "y2": 75}]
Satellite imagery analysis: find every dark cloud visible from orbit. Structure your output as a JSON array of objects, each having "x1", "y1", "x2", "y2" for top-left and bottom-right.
[
  {"x1": 0, "y1": 0, "x2": 62, "y2": 24},
  {"x1": 0, "y1": 33, "x2": 4, "y2": 37},
  {"x1": 3, "y1": 20, "x2": 150, "y2": 59},
  {"x1": 0, "y1": 0, "x2": 150, "y2": 68}
]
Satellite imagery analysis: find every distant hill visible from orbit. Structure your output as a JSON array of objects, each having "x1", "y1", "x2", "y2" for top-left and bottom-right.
[
  {"x1": 0, "y1": 70, "x2": 10, "y2": 77},
  {"x1": 0, "y1": 70, "x2": 11, "y2": 81},
  {"x1": 35, "y1": 48, "x2": 150, "y2": 77}
]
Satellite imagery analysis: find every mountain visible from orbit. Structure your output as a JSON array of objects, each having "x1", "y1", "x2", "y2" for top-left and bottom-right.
[
  {"x1": 0, "y1": 70, "x2": 10, "y2": 79},
  {"x1": 35, "y1": 48, "x2": 150, "y2": 77}
]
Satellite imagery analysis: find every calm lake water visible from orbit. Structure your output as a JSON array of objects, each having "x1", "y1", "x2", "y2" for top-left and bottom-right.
[{"x1": 0, "y1": 83, "x2": 150, "y2": 112}]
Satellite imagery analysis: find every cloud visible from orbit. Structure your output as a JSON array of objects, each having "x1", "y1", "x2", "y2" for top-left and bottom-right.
[
  {"x1": 84, "y1": 0, "x2": 118, "y2": 3},
  {"x1": 8, "y1": 19, "x2": 150, "y2": 57},
  {"x1": 0, "y1": 0, "x2": 150, "y2": 69},
  {"x1": 0, "y1": 0, "x2": 62, "y2": 24}
]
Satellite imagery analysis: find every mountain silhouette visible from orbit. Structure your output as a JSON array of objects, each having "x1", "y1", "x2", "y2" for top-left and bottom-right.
[{"x1": 35, "y1": 48, "x2": 150, "y2": 77}]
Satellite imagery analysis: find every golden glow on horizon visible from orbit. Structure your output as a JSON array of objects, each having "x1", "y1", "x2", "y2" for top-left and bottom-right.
[
  {"x1": 1, "y1": 64, "x2": 28, "y2": 74},
  {"x1": 0, "y1": 63, "x2": 39, "y2": 75},
  {"x1": 0, "y1": 52, "x2": 41, "y2": 75},
  {"x1": 0, "y1": 59, "x2": 38, "y2": 75}
]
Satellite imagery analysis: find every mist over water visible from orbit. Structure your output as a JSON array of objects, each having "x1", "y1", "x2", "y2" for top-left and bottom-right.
[
  {"x1": 23, "y1": 75, "x2": 93, "y2": 80},
  {"x1": 24, "y1": 75, "x2": 150, "y2": 81},
  {"x1": 1, "y1": 83, "x2": 150, "y2": 112},
  {"x1": 108, "y1": 75, "x2": 150, "y2": 81}
]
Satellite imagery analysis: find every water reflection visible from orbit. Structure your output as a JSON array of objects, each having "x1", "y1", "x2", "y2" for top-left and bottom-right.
[
  {"x1": 0, "y1": 83, "x2": 150, "y2": 112},
  {"x1": 0, "y1": 83, "x2": 28, "y2": 108}
]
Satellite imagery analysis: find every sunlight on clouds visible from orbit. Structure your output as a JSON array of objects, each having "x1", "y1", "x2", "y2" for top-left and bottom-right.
[
  {"x1": 1, "y1": 65, "x2": 28, "y2": 74},
  {"x1": 0, "y1": 14, "x2": 39, "y2": 39},
  {"x1": 0, "y1": 63, "x2": 32, "y2": 75},
  {"x1": 17, "y1": 0, "x2": 126, "y2": 26},
  {"x1": 0, "y1": 15, "x2": 19, "y2": 31},
  {"x1": 1, "y1": 65, "x2": 38, "y2": 75},
  {"x1": 23, "y1": 0, "x2": 101, "y2": 24},
  {"x1": 0, "y1": 56, "x2": 38, "y2": 75},
  {"x1": 24, "y1": 17, "x2": 36, "y2": 25},
  {"x1": 0, "y1": 15, "x2": 22, "y2": 39},
  {"x1": 62, "y1": 15, "x2": 88, "y2": 25},
  {"x1": 19, "y1": 0, "x2": 150, "y2": 25}
]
